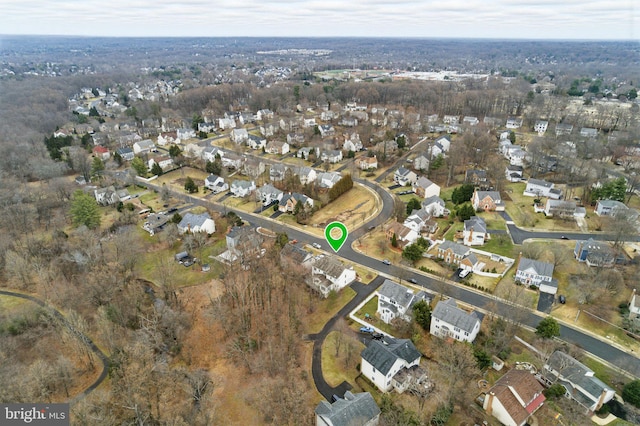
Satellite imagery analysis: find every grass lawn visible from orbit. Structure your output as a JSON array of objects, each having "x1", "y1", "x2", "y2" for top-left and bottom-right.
[
  {"x1": 352, "y1": 231, "x2": 403, "y2": 263},
  {"x1": 321, "y1": 332, "x2": 364, "y2": 388},
  {"x1": 353, "y1": 265, "x2": 377, "y2": 284},
  {"x1": 310, "y1": 184, "x2": 379, "y2": 230},
  {"x1": 352, "y1": 296, "x2": 399, "y2": 336},
  {"x1": 481, "y1": 235, "x2": 516, "y2": 257},
  {"x1": 305, "y1": 287, "x2": 357, "y2": 334},
  {"x1": 0, "y1": 295, "x2": 28, "y2": 313},
  {"x1": 478, "y1": 211, "x2": 507, "y2": 230},
  {"x1": 443, "y1": 222, "x2": 463, "y2": 240}
]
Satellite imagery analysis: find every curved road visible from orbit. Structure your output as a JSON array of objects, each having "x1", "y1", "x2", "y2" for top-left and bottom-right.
[
  {"x1": 0, "y1": 290, "x2": 110, "y2": 401},
  {"x1": 138, "y1": 175, "x2": 640, "y2": 379}
]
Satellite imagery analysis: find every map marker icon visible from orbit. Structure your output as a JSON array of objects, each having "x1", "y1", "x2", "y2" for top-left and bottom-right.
[{"x1": 325, "y1": 221, "x2": 348, "y2": 253}]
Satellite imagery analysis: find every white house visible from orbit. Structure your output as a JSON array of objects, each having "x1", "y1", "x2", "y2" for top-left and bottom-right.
[
  {"x1": 413, "y1": 154, "x2": 430, "y2": 172},
  {"x1": 318, "y1": 124, "x2": 335, "y2": 138},
  {"x1": 317, "y1": 171, "x2": 342, "y2": 189},
  {"x1": 247, "y1": 134, "x2": 267, "y2": 150},
  {"x1": 176, "y1": 128, "x2": 196, "y2": 140},
  {"x1": 542, "y1": 351, "x2": 615, "y2": 414},
  {"x1": 394, "y1": 167, "x2": 418, "y2": 186},
  {"x1": 534, "y1": 120, "x2": 548, "y2": 136},
  {"x1": 343, "y1": 133, "x2": 363, "y2": 152},
  {"x1": 157, "y1": 131, "x2": 178, "y2": 146},
  {"x1": 413, "y1": 177, "x2": 440, "y2": 199},
  {"x1": 265, "y1": 140, "x2": 290, "y2": 155},
  {"x1": 506, "y1": 117, "x2": 523, "y2": 129},
  {"x1": 133, "y1": 139, "x2": 155, "y2": 154},
  {"x1": 231, "y1": 128, "x2": 249, "y2": 144},
  {"x1": 403, "y1": 209, "x2": 431, "y2": 234},
  {"x1": 357, "y1": 155, "x2": 378, "y2": 170},
  {"x1": 360, "y1": 339, "x2": 422, "y2": 393},
  {"x1": 484, "y1": 369, "x2": 546, "y2": 426},
  {"x1": 177, "y1": 212, "x2": 216, "y2": 234},
  {"x1": 256, "y1": 184, "x2": 283, "y2": 206},
  {"x1": 594, "y1": 199, "x2": 628, "y2": 216},
  {"x1": 218, "y1": 117, "x2": 236, "y2": 130},
  {"x1": 430, "y1": 298, "x2": 481, "y2": 343},
  {"x1": 202, "y1": 146, "x2": 223, "y2": 162},
  {"x1": 297, "y1": 146, "x2": 319, "y2": 160},
  {"x1": 321, "y1": 149, "x2": 343, "y2": 164},
  {"x1": 310, "y1": 256, "x2": 356, "y2": 297},
  {"x1": 148, "y1": 156, "x2": 173, "y2": 170},
  {"x1": 515, "y1": 257, "x2": 557, "y2": 294},
  {"x1": 116, "y1": 147, "x2": 134, "y2": 161},
  {"x1": 297, "y1": 167, "x2": 317, "y2": 185},
  {"x1": 524, "y1": 178, "x2": 562, "y2": 199},
  {"x1": 422, "y1": 195, "x2": 448, "y2": 217},
  {"x1": 463, "y1": 216, "x2": 488, "y2": 246},
  {"x1": 204, "y1": 174, "x2": 228, "y2": 194},
  {"x1": 376, "y1": 280, "x2": 431, "y2": 324},
  {"x1": 505, "y1": 165, "x2": 524, "y2": 182},
  {"x1": 230, "y1": 180, "x2": 256, "y2": 198}
]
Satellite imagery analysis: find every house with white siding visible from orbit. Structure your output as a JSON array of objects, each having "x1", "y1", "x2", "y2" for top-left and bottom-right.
[
  {"x1": 360, "y1": 339, "x2": 422, "y2": 393},
  {"x1": 430, "y1": 298, "x2": 482, "y2": 343}
]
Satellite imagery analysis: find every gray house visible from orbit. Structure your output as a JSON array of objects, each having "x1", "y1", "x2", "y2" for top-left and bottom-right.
[
  {"x1": 376, "y1": 279, "x2": 431, "y2": 324},
  {"x1": 430, "y1": 298, "x2": 482, "y2": 343},
  {"x1": 315, "y1": 391, "x2": 380, "y2": 426}
]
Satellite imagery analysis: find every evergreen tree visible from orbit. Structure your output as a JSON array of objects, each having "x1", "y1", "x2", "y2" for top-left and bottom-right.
[
  {"x1": 131, "y1": 157, "x2": 147, "y2": 176},
  {"x1": 412, "y1": 300, "x2": 431, "y2": 330},
  {"x1": 391, "y1": 233, "x2": 398, "y2": 248},
  {"x1": 151, "y1": 162, "x2": 163, "y2": 176},
  {"x1": 184, "y1": 177, "x2": 198, "y2": 193},
  {"x1": 536, "y1": 317, "x2": 560, "y2": 339},
  {"x1": 169, "y1": 145, "x2": 182, "y2": 158},
  {"x1": 91, "y1": 157, "x2": 105, "y2": 180},
  {"x1": 70, "y1": 190, "x2": 101, "y2": 229},
  {"x1": 406, "y1": 197, "x2": 422, "y2": 215}
]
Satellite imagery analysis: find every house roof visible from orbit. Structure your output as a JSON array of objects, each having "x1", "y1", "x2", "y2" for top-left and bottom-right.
[
  {"x1": 543, "y1": 351, "x2": 612, "y2": 408},
  {"x1": 488, "y1": 369, "x2": 545, "y2": 426},
  {"x1": 257, "y1": 183, "x2": 282, "y2": 197},
  {"x1": 517, "y1": 257, "x2": 554, "y2": 278},
  {"x1": 377, "y1": 280, "x2": 416, "y2": 311},
  {"x1": 315, "y1": 391, "x2": 380, "y2": 426},
  {"x1": 438, "y1": 240, "x2": 470, "y2": 257},
  {"x1": 464, "y1": 216, "x2": 487, "y2": 234},
  {"x1": 423, "y1": 195, "x2": 445, "y2": 208},
  {"x1": 135, "y1": 139, "x2": 155, "y2": 148},
  {"x1": 280, "y1": 243, "x2": 312, "y2": 265},
  {"x1": 360, "y1": 338, "x2": 421, "y2": 375},
  {"x1": 475, "y1": 191, "x2": 501, "y2": 202},
  {"x1": 314, "y1": 256, "x2": 349, "y2": 279},
  {"x1": 178, "y1": 212, "x2": 212, "y2": 230},
  {"x1": 466, "y1": 169, "x2": 487, "y2": 180},
  {"x1": 527, "y1": 178, "x2": 553, "y2": 188},
  {"x1": 414, "y1": 176, "x2": 437, "y2": 190},
  {"x1": 432, "y1": 298, "x2": 480, "y2": 333},
  {"x1": 395, "y1": 166, "x2": 412, "y2": 177},
  {"x1": 231, "y1": 180, "x2": 254, "y2": 189},
  {"x1": 597, "y1": 199, "x2": 627, "y2": 209}
]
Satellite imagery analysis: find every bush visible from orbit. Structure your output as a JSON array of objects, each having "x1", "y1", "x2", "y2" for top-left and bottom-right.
[
  {"x1": 544, "y1": 383, "x2": 566, "y2": 399},
  {"x1": 622, "y1": 380, "x2": 640, "y2": 408}
]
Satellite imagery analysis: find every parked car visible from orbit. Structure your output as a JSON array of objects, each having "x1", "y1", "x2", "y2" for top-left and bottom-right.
[
  {"x1": 382, "y1": 259, "x2": 391, "y2": 265},
  {"x1": 459, "y1": 269, "x2": 471, "y2": 278},
  {"x1": 372, "y1": 332, "x2": 384, "y2": 340},
  {"x1": 183, "y1": 259, "x2": 195, "y2": 267},
  {"x1": 289, "y1": 239, "x2": 298, "y2": 244},
  {"x1": 312, "y1": 242, "x2": 322, "y2": 249},
  {"x1": 409, "y1": 278, "x2": 417, "y2": 284},
  {"x1": 359, "y1": 326, "x2": 375, "y2": 333},
  {"x1": 558, "y1": 295, "x2": 566, "y2": 304},
  {"x1": 560, "y1": 235, "x2": 569, "y2": 240}
]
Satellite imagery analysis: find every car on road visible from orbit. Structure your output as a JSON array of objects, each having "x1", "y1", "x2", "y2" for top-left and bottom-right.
[
  {"x1": 372, "y1": 332, "x2": 384, "y2": 340},
  {"x1": 382, "y1": 259, "x2": 391, "y2": 265},
  {"x1": 459, "y1": 269, "x2": 471, "y2": 278},
  {"x1": 560, "y1": 235, "x2": 569, "y2": 240},
  {"x1": 312, "y1": 242, "x2": 322, "y2": 249},
  {"x1": 367, "y1": 225, "x2": 376, "y2": 231},
  {"x1": 289, "y1": 239, "x2": 298, "y2": 244},
  {"x1": 409, "y1": 278, "x2": 417, "y2": 284},
  {"x1": 167, "y1": 207, "x2": 178, "y2": 214},
  {"x1": 359, "y1": 326, "x2": 375, "y2": 333}
]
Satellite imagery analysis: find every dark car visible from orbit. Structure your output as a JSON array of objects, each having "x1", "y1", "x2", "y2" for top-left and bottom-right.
[
  {"x1": 167, "y1": 207, "x2": 178, "y2": 214},
  {"x1": 372, "y1": 332, "x2": 384, "y2": 340},
  {"x1": 560, "y1": 236, "x2": 569, "y2": 240},
  {"x1": 183, "y1": 259, "x2": 195, "y2": 267},
  {"x1": 559, "y1": 295, "x2": 566, "y2": 304},
  {"x1": 409, "y1": 278, "x2": 417, "y2": 284}
]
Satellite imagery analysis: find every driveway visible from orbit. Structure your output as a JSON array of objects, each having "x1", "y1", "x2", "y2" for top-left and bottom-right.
[{"x1": 537, "y1": 292, "x2": 555, "y2": 314}]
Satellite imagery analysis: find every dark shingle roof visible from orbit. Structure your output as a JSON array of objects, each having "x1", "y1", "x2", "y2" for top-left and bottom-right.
[
  {"x1": 315, "y1": 391, "x2": 380, "y2": 426},
  {"x1": 432, "y1": 298, "x2": 480, "y2": 333},
  {"x1": 360, "y1": 338, "x2": 421, "y2": 375}
]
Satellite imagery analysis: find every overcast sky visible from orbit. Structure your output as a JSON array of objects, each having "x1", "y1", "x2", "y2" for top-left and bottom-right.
[{"x1": 1, "y1": 0, "x2": 638, "y2": 40}]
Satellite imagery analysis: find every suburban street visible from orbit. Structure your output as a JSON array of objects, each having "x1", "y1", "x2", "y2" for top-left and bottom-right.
[{"x1": 137, "y1": 174, "x2": 640, "y2": 379}]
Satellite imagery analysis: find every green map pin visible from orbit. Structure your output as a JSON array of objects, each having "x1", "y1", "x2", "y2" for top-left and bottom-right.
[{"x1": 325, "y1": 221, "x2": 348, "y2": 253}]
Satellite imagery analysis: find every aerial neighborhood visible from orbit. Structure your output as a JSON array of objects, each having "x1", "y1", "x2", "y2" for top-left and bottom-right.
[{"x1": 3, "y1": 37, "x2": 640, "y2": 425}]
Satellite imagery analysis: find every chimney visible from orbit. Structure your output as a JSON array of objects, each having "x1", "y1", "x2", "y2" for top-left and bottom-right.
[
  {"x1": 486, "y1": 392, "x2": 495, "y2": 416},
  {"x1": 468, "y1": 227, "x2": 473, "y2": 243}
]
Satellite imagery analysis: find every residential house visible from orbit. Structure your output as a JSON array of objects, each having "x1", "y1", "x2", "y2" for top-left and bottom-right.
[
  {"x1": 91, "y1": 146, "x2": 110, "y2": 161},
  {"x1": 534, "y1": 120, "x2": 549, "y2": 136},
  {"x1": 463, "y1": 216, "x2": 488, "y2": 246},
  {"x1": 280, "y1": 244, "x2": 314, "y2": 270},
  {"x1": 247, "y1": 134, "x2": 267, "y2": 150},
  {"x1": 340, "y1": 117, "x2": 358, "y2": 127},
  {"x1": 269, "y1": 163, "x2": 288, "y2": 182},
  {"x1": 472, "y1": 190, "x2": 505, "y2": 212},
  {"x1": 343, "y1": 133, "x2": 363, "y2": 152},
  {"x1": 465, "y1": 169, "x2": 487, "y2": 187},
  {"x1": 413, "y1": 177, "x2": 440, "y2": 199},
  {"x1": 279, "y1": 192, "x2": 313, "y2": 213},
  {"x1": 204, "y1": 174, "x2": 228, "y2": 194},
  {"x1": 403, "y1": 209, "x2": 431, "y2": 234},
  {"x1": 94, "y1": 186, "x2": 120, "y2": 206},
  {"x1": 157, "y1": 131, "x2": 178, "y2": 146},
  {"x1": 394, "y1": 167, "x2": 418, "y2": 186},
  {"x1": 148, "y1": 156, "x2": 173, "y2": 170},
  {"x1": 303, "y1": 118, "x2": 317, "y2": 128},
  {"x1": 133, "y1": 139, "x2": 155, "y2": 154},
  {"x1": 287, "y1": 132, "x2": 305, "y2": 146},
  {"x1": 506, "y1": 117, "x2": 523, "y2": 129},
  {"x1": 315, "y1": 391, "x2": 380, "y2": 426},
  {"x1": 265, "y1": 140, "x2": 290, "y2": 155},
  {"x1": 430, "y1": 298, "x2": 482, "y2": 343},
  {"x1": 574, "y1": 239, "x2": 615, "y2": 267},
  {"x1": 443, "y1": 115, "x2": 459, "y2": 125},
  {"x1": 176, "y1": 128, "x2": 196, "y2": 140},
  {"x1": 218, "y1": 117, "x2": 236, "y2": 130},
  {"x1": 115, "y1": 147, "x2": 134, "y2": 161},
  {"x1": 259, "y1": 122, "x2": 277, "y2": 137},
  {"x1": 357, "y1": 155, "x2": 378, "y2": 170},
  {"x1": 309, "y1": 255, "x2": 356, "y2": 297},
  {"x1": 544, "y1": 200, "x2": 577, "y2": 218},
  {"x1": 594, "y1": 199, "x2": 628, "y2": 216},
  {"x1": 225, "y1": 226, "x2": 264, "y2": 261},
  {"x1": 580, "y1": 127, "x2": 598, "y2": 138},
  {"x1": 463, "y1": 116, "x2": 479, "y2": 126},
  {"x1": 230, "y1": 180, "x2": 256, "y2": 198},
  {"x1": 297, "y1": 167, "x2": 317, "y2": 185},
  {"x1": 385, "y1": 222, "x2": 419, "y2": 248},
  {"x1": 318, "y1": 124, "x2": 335, "y2": 138},
  {"x1": 524, "y1": 179, "x2": 562, "y2": 199},
  {"x1": 422, "y1": 195, "x2": 448, "y2": 217},
  {"x1": 177, "y1": 212, "x2": 216, "y2": 234},
  {"x1": 202, "y1": 146, "x2": 223, "y2": 162},
  {"x1": 376, "y1": 279, "x2": 431, "y2": 324},
  {"x1": 436, "y1": 241, "x2": 471, "y2": 266},
  {"x1": 506, "y1": 146, "x2": 527, "y2": 166},
  {"x1": 375, "y1": 140, "x2": 398, "y2": 153},
  {"x1": 320, "y1": 110, "x2": 336, "y2": 121},
  {"x1": 297, "y1": 146, "x2": 319, "y2": 160},
  {"x1": 505, "y1": 165, "x2": 524, "y2": 182},
  {"x1": 142, "y1": 213, "x2": 171, "y2": 236},
  {"x1": 317, "y1": 171, "x2": 342, "y2": 189},
  {"x1": 231, "y1": 128, "x2": 249, "y2": 144},
  {"x1": 221, "y1": 152, "x2": 244, "y2": 170},
  {"x1": 360, "y1": 338, "x2": 422, "y2": 393},
  {"x1": 238, "y1": 112, "x2": 256, "y2": 125},
  {"x1": 242, "y1": 158, "x2": 266, "y2": 178},
  {"x1": 483, "y1": 369, "x2": 546, "y2": 426},
  {"x1": 515, "y1": 257, "x2": 557, "y2": 294},
  {"x1": 321, "y1": 149, "x2": 343, "y2": 164},
  {"x1": 413, "y1": 154, "x2": 430, "y2": 172},
  {"x1": 256, "y1": 109, "x2": 273, "y2": 121},
  {"x1": 484, "y1": 116, "x2": 500, "y2": 127},
  {"x1": 555, "y1": 123, "x2": 574, "y2": 136},
  {"x1": 256, "y1": 184, "x2": 283, "y2": 206},
  {"x1": 429, "y1": 135, "x2": 451, "y2": 158},
  {"x1": 197, "y1": 122, "x2": 217, "y2": 133},
  {"x1": 542, "y1": 351, "x2": 615, "y2": 414}
]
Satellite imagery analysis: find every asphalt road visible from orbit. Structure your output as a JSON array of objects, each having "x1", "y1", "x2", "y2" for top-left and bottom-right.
[{"x1": 138, "y1": 178, "x2": 640, "y2": 379}]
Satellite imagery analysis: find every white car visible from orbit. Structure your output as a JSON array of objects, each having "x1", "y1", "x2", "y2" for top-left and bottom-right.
[
  {"x1": 459, "y1": 269, "x2": 471, "y2": 278},
  {"x1": 312, "y1": 243, "x2": 322, "y2": 249}
]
